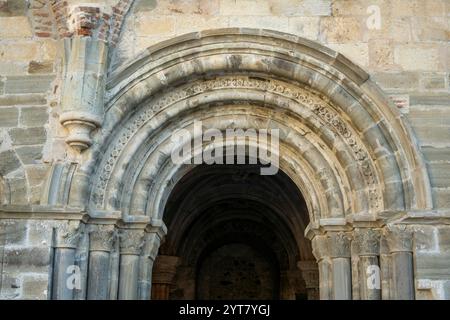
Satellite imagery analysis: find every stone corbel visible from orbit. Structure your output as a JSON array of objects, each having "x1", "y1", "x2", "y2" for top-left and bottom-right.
[
  {"x1": 60, "y1": 36, "x2": 107, "y2": 152},
  {"x1": 59, "y1": 3, "x2": 111, "y2": 152}
]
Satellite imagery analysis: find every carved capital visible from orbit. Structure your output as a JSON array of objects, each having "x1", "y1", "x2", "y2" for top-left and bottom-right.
[
  {"x1": 89, "y1": 225, "x2": 116, "y2": 252},
  {"x1": 311, "y1": 235, "x2": 329, "y2": 261},
  {"x1": 152, "y1": 255, "x2": 180, "y2": 285},
  {"x1": 55, "y1": 221, "x2": 83, "y2": 248},
  {"x1": 119, "y1": 229, "x2": 145, "y2": 255},
  {"x1": 328, "y1": 232, "x2": 352, "y2": 258},
  {"x1": 354, "y1": 228, "x2": 381, "y2": 256},
  {"x1": 384, "y1": 224, "x2": 413, "y2": 253}
]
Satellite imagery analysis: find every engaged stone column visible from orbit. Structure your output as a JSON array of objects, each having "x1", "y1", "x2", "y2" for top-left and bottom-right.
[
  {"x1": 385, "y1": 225, "x2": 415, "y2": 300},
  {"x1": 138, "y1": 223, "x2": 166, "y2": 300},
  {"x1": 311, "y1": 235, "x2": 331, "y2": 300},
  {"x1": 355, "y1": 228, "x2": 381, "y2": 300},
  {"x1": 297, "y1": 261, "x2": 320, "y2": 300},
  {"x1": 118, "y1": 228, "x2": 145, "y2": 300},
  {"x1": 329, "y1": 232, "x2": 352, "y2": 300},
  {"x1": 52, "y1": 222, "x2": 82, "y2": 300},
  {"x1": 87, "y1": 225, "x2": 115, "y2": 300},
  {"x1": 151, "y1": 255, "x2": 180, "y2": 300}
]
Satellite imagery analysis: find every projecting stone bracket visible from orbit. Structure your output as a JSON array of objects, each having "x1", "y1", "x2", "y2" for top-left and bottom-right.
[{"x1": 60, "y1": 37, "x2": 108, "y2": 152}]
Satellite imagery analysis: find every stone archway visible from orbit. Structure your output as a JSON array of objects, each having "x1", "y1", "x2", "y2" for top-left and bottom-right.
[{"x1": 43, "y1": 29, "x2": 432, "y2": 300}]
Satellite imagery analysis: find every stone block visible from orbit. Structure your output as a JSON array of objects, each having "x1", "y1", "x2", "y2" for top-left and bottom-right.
[
  {"x1": 413, "y1": 125, "x2": 450, "y2": 146},
  {"x1": 0, "y1": 0, "x2": 27, "y2": 17},
  {"x1": 372, "y1": 72, "x2": 419, "y2": 90},
  {"x1": 26, "y1": 220, "x2": 53, "y2": 246},
  {"x1": 411, "y1": 17, "x2": 449, "y2": 42},
  {"x1": 20, "y1": 106, "x2": 49, "y2": 126},
  {"x1": 0, "y1": 106, "x2": 19, "y2": 127},
  {"x1": 287, "y1": 17, "x2": 320, "y2": 40},
  {"x1": 8, "y1": 175, "x2": 27, "y2": 203},
  {"x1": 420, "y1": 74, "x2": 447, "y2": 91},
  {"x1": 173, "y1": 15, "x2": 229, "y2": 36},
  {"x1": 0, "y1": 16, "x2": 32, "y2": 38},
  {"x1": 0, "y1": 220, "x2": 28, "y2": 245},
  {"x1": 0, "y1": 149, "x2": 21, "y2": 175},
  {"x1": 0, "y1": 94, "x2": 47, "y2": 106},
  {"x1": 270, "y1": 0, "x2": 331, "y2": 16},
  {"x1": 368, "y1": 40, "x2": 398, "y2": 72},
  {"x1": 394, "y1": 45, "x2": 442, "y2": 71},
  {"x1": 9, "y1": 127, "x2": 47, "y2": 145},
  {"x1": 135, "y1": 0, "x2": 219, "y2": 15},
  {"x1": 21, "y1": 274, "x2": 48, "y2": 300},
  {"x1": 0, "y1": 274, "x2": 21, "y2": 299},
  {"x1": 432, "y1": 188, "x2": 450, "y2": 208},
  {"x1": 27, "y1": 61, "x2": 54, "y2": 74},
  {"x1": 363, "y1": 16, "x2": 412, "y2": 42},
  {"x1": 25, "y1": 164, "x2": 48, "y2": 186},
  {"x1": 229, "y1": 16, "x2": 289, "y2": 32},
  {"x1": 3, "y1": 246, "x2": 51, "y2": 271},
  {"x1": 220, "y1": 0, "x2": 271, "y2": 16},
  {"x1": 0, "y1": 61, "x2": 27, "y2": 75},
  {"x1": 0, "y1": 42, "x2": 40, "y2": 61},
  {"x1": 4, "y1": 75, "x2": 54, "y2": 94},
  {"x1": 319, "y1": 17, "x2": 362, "y2": 43},
  {"x1": 410, "y1": 94, "x2": 450, "y2": 107},
  {"x1": 328, "y1": 43, "x2": 369, "y2": 68},
  {"x1": 15, "y1": 145, "x2": 43, "y2": 164},
  {"x1": 135, "y1": 14, "x2": 175, "y2": 37},
  {"x1": 414, "y1": 225, "x2": 439, "y2": 252},
  {"x1": 408, "y1": 106, "x2": 450, "y2": 127},
  {"x1": 422, "y1": 146, "x2": 450, "y2": 163},
  {"x1": 428, "y1": 162, "x2": 450, "y2": 188}
]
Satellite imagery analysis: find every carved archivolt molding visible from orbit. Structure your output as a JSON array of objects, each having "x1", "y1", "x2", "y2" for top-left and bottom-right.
[{"x1": 91, "y1": 76, "x2": 382, "y2": 212}]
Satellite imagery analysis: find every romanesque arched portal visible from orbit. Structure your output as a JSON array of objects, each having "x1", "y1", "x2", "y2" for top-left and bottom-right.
[{"x1": 42, "y1": 29, "x2": 432, "y2": 300}]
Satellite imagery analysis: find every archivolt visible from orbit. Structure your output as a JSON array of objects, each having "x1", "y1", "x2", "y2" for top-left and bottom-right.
[{"x1": 49, "y1": 29, "x2": 432, "y2": 227}]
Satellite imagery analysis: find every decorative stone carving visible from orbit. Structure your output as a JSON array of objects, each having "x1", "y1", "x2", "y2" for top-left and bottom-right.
[
  {"x1": 119, "y1": 229, "x2": 145, "y2": 255},
  {"x1": 328, "y1": 232, "x2": 352, "y2": 258},
  {"x1": 89, "y1": 225, "x2": 116, "y2": 252},
  {"x1": 92, "y1": 76, "x2": 381, "y2": 209},
  {"x1": 384, "y1": 224, "x2": 413, "y2": 253},
  {"x1": 55, "y1": 221, "x2": 83, "y2": 249},
  {"x1": 354, "y1": 228, "x2": 381, "y2": 256}
]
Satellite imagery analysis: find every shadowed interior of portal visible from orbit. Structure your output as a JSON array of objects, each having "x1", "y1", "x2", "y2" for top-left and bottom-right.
[{"x1": 152, "y1": 163, "x2": 316, "y2": 300}]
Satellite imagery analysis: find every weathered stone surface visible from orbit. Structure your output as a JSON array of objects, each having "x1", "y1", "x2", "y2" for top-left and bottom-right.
[
  {"x1": 0, "y1": 16, "x2": 32, "y2": 38},
  {"x1": 20, "y1": 106, "x2": 48, "y2": 127},
  {"x1": 428, "y1": 163, "x2": 450, "y2": 188},
  {"x1": 3, "y1": 246, "x2": 51, "y2": 270},
  {"x1": 4, "y1": 75, "x2": 54, "y2": 94},
  {"x1": 373, "y1": 72, "x2": 420, "y2": 90},
  {"x1": 0, "y1": 0, "x2": 27, "y2": 17},
  {"x1": 0, "y1": 94, "x2": 47, "y2": 106},
  {"x1": 27, "y1": 61, "x2": 54, "y2": 74},
  {"x1": 15, "y1": 145, "x2": 43, "y2": 164},
  {"x1": 0, "y1": 106, "x2": 19, "y2": 127},
  {"x1": 394, "y1": 45, "x2": 442, "y2": 71},
  {"x1": 21, "y1": 274, "x2": 49, "y2": 299},
  {"x1": 0, "y1": 149, "x2": 21, "y2": 175},
  {"x1": 319, "y1": 17, "x2": 362, "y2": 43},
  {"x1": 9, "y1": 127, "x2": 46, "y2": 145},
  {"x1": 25, "y1": 164, "x2": 49, "y2": 186}
]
